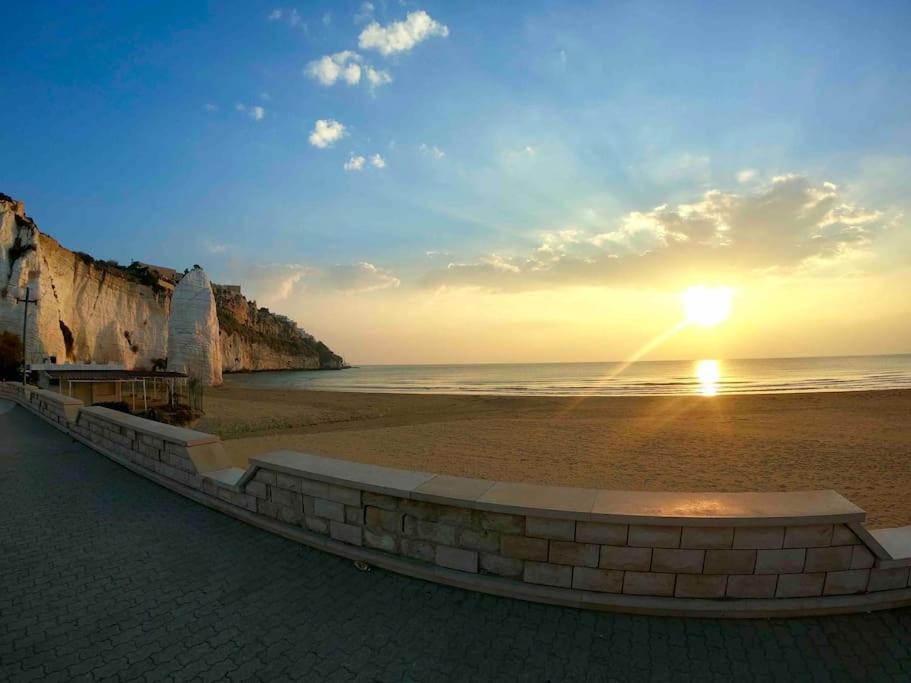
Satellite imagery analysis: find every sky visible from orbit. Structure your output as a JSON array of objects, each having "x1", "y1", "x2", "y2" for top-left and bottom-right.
[{"x1": 2, "y1": 0, "x2": 910, "y2": 364}]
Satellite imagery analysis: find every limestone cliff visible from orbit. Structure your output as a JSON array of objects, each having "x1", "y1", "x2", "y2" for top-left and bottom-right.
[
  {"x1": 167, "y1": 268, "x2": 223, "y2": 385},
  {"x1": 0, "y1": 194, "x2": 345, "y2": 378}
]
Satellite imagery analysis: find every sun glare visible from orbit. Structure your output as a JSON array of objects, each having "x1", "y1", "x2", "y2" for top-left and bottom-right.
[
  {"x1": 682, "y1": 285, "x2": 734, "y2": 327},
  {"x1": 695, "y1": 359, "x2": 720, "y2": 396}
]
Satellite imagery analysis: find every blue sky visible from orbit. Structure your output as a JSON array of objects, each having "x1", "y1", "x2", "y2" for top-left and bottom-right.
[{"x1": 3, "y1": 1, "x2": 910, "y2": 362}]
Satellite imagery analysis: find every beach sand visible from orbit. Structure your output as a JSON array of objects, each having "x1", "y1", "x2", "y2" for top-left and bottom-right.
[{"x1": 197, "y1": 388, "x2": 911, "y2": 529}]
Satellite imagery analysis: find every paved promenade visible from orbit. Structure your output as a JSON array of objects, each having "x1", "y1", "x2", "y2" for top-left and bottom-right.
[{"x1": 2, "y1": 403, "x2": 910, "y2": 682}]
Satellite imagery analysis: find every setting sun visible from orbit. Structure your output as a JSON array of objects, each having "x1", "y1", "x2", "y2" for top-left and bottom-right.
[{"x1": 682, "y1": 286, "x2": 735, "y2": 328}]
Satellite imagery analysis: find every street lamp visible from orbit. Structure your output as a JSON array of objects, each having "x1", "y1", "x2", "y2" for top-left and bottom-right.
[{"x1": 15, "y1": 286, "x2": 38, "y2": 386}]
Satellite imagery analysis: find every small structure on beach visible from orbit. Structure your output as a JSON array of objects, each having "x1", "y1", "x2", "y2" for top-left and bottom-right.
[{"x1": 31, "y1": 362, "x2": 189, "y2": 412}]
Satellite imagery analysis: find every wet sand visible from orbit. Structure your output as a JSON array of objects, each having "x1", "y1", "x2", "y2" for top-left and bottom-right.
[{"x1": 197, "y1": 388, "x2": 911, "y2": 528}]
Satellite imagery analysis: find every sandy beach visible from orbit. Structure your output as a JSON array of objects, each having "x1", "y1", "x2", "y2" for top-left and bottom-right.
[{"x1": 197, "y1": 387, "x2": 911, "y2": 529}]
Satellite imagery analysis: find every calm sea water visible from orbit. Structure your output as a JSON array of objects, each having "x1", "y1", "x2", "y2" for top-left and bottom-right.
[{"x1": 224, "y1": 354, "x2": 911, "y2": 397}]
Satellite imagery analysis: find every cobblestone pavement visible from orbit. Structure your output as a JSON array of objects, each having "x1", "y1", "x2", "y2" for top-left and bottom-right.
[{"x1": 2, "y1": 404, "x2": 910, "y2": 682}]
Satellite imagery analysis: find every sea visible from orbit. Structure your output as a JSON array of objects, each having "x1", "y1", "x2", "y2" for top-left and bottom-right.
[{"x1": 223, "y1": 354, "x2": 911, "y2": 397}]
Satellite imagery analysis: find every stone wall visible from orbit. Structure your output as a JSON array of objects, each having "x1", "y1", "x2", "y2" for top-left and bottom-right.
[{"x1": 3, "y1": 381, "x2": 909, "y2": 618}]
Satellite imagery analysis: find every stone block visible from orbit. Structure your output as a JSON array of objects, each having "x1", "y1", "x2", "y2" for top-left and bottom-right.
[
  {"x1": 479, "y1": 553, "x2": 523, "y2": 578},
  {"x1": 575, "y1": 522, "x2": 628, "y2": 545},
  {"x1": 523, "y1": 562, "x2": 572, "y2": 588},
  {"x1": 479, "y1": 512, "x2": 525, "y2": 534},
  {"x1": 572, "y1": 567, "x2": 623, "y2": 593},
  {"x1": 363, "y1": 529, "x2": 397, "y2": 553},
  {"x1": 776, "y1": 573, "x2": 825, "y2": 598},
  {"x1": 404, "y1": 517, "x2": 457, "y2": 545},
  {"x1": 365, "y1": 506, "x2": 404, "y2": 533},
  {"x1": 755, "y1": 548, "x2": 805, "y2": 574},
  {"x1": 850, "y1": 546, "x2": 875, "y2": 570},
  {"x1": 832, "y1": 525, "x2": 862, "y2": 546},
  {"x1": 363, "y1": 491, "x2": 400, "y2": 511},
  {"x1": 783, "y1": 524, "x2": 833, "y2": 548},
  {"x1": 804, "y1": 546, "x2": 853, "y2": 572},
  {"x1": 329, "y1": 521, "x2": 362, "y2": 546},
  {"x1": 732, "y1": 526, "x2": 784, "y2": 549},
  {"x1": 277, "y1": 504, "x2": 303, "y2": 525},
  {"x1": 257, "y1": 500, "x2": 278, "y2": 518},
  {"x1": 302, "y1": 495, "x2": 316, "y2": 517},
  {"x1": 326, "y1": 485, "x2": 361, "y2": 507},
  {"x1": 436, "y1": 545, "x2": 478, "y2": 573},
  {"x1": 457, "y1": 528, "x2": 500, "y2": 553},
  {"x1": 526, "y1": 517, "x2": 575, "y2": 541},
  {"x1": 681, "y1": 527, "x2": 734, "y2": 549},
  {"x1": 253, "y1": 469, "x2": 276, "y2": 486},
  {"x1": 314, "y1": 498, "x2": 345, "y2": 523},
  {"x1": 651, "y1": 549, "x2": 705, "y2": 574},
  {"x1": 270, "y1": 487, "x2": 301, "y2": 510},
  {"x1": 345, "y1": 505, "x2": 363, "y2": 526},
  {"x1": 867, "y1": 567, "x2": 909, "y2": 592},
  {"x1": 400, "y1": 500, "x2": 473, "y2": 526},
  {"x1": 726, "y1": 575, "x2": 778, "y2": 599},
  {"x1": 304, "y1": 516, "x2": 329, "y2": 535},
  {"x1": 704, "y1": 550, "x2": 756, "y2": 575},
  {"x1": 622, "y1": 572, "x2": 675, "y2": 597},
  {"x1": 549, "y1": 541, "x2": 599, "y2": 568},
  {"x1": 823, "y1": 569, "x2": 870, "y2": 596},
  {"x1": 299, "y1": 478, "x2": 330, "y2": 499},
  {"x1": 600, "y1": 545, "x2": 652, "y2": 571},
  {"x1": 245, "y1": 481, "x2": 268, "y2": 500},
  {"x1": 675, "y1": 574, "x2": 726, "y2": 599},
  {"x1": 401, "y1": 538, "x2": 435, "y2": 562},
  {"x1": 275, "y1": 473, "x2": 301, "y2": 492},
  {"x1": 628, "y1": 525, "x2": 681, "y2": 549},
  {"x1": 501, "y1": 535, "x2": 548, "y2": 561}
]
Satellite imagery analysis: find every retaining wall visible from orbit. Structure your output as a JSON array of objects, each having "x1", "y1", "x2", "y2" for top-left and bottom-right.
[{"x1": 3, "y1": 380, "x2": 909, "y2": 618}]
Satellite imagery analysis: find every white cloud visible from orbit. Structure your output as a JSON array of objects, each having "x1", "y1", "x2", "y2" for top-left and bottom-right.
[
  {"x1": 259, "y1": 92, "x2": 271, "y2": 101},
  {"x1": 249, "y1": 106, "x2": 265, "y2": 121},
  {"x1": 267, "y1": 9, "x2": 283, "y2": 21},
  {"x1": 320, "y1": 262, "x2": 400, "y2": 291},
  {"x1": 365, "y1": 65, "x2": 392, "y2": 89},
  {"x1": 234, "y1": 103, "x2": 245, "y2": 112},
  {"x1": 309, "y1": 119, "x2": 347, "y2": 148},
  {"x1": 204, "y1": 103, "x2": 218, "y2": 112},
  {"x1": 354, "y1": 2, "x2": 374, "y2": 24},
  {"x1": 305, "y1": 51, "x2": 392, "y2": 90},
  {"x1": 322, "y1": 12, "x2": 332, "y2": 26},
  {"x1": 370, "y1": 153, "x2": 386, "y2": 169},
  {"x1": 344, "y1": 154, "x2": 366, "y2": 171},
  {"x1": 358, "y1": 10, "x2": 449, "y2": 56},
  {"x1": 422, "y1": 175, "x2": 893, "y2": 291},
  {"x1": 268, "y1": 8, "x2": 305, "y2": 29},
  {"x1": 420, "y1": 143, "x2": 445, "y2": 159},
  {"x1": 737, "y1": 169, "x2": 757, "y2": 183},
  {"x1": 240, "y1": 261, "x2": 398, "y2": 302}
]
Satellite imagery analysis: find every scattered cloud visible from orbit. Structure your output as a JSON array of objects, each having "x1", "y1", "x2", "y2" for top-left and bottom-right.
[
  {"x1": 358, "y1": 10, "x2": 449, "y2": 56},
  {"x1": 259, "y1": 92, "x2": 271, "y2": 101},
  {"x1": 322, "y1": 12, "x2": 332, "y2": 26},
  {"x1": 737, "y1": 168, "x2": 757, "y2": 183},
  {"x1": 267, "y1": 7, "x2": 305, "y2": 30},
  {"x1": 344, "y1": 154, "x2": 366, "y2": 171},
  {"x1": 234, "y1": 103, "x2": 266, "y2": 121},
  {"x1": 309, "y1": 119, "x2": 347, "y2": 148},
  {"x1": 320, "y1": 262, "x2": 400, "y2": 291},
  {"x1": 422, "y1": 175, "x2": 893, "y2": 291},
  {"x1": 204, "y1": 103, "x2": 218, "y2": 112},
  {"x1": 305, "y1": 51, "x2": 392, "y2": 90},
  {"x1": 420, "y1": 143, "x2": 445, "y2": 159},
  {"x1": 240, "y1": 261, "x2": 399, "y2": 304},
  {"x1": 354, "y1": 2, "x2": 375, "y2": 24},
  {"x1": 370, "y1": 153, "x2": 386, "y2": 169},
  {"x1": 203, "y1": 240, "x2": 229, "y2": 254}
]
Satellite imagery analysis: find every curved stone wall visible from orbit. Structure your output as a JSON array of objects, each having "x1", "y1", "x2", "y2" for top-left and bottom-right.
[{"x1": 3, "y1": 380, "x2": 910, "y2": 618}]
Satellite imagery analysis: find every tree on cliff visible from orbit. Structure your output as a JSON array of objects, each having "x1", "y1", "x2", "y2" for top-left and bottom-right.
[{"x1": 0, "y1": 331, "x2": 22, "y2": 380}]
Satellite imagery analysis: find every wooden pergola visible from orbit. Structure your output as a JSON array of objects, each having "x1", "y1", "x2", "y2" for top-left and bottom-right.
[{"x1": 44, "y1": 369, "x2": 190, "y2": 412}]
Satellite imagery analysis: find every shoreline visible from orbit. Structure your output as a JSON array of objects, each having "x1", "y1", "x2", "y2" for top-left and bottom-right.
[{"x1": 198, "y1": 387, "x2": 911, "y2": 529}]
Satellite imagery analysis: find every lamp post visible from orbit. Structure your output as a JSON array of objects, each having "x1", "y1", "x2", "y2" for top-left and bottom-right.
[{"x1": 15, "y1": 286, "x2": 38, "y2": 386}]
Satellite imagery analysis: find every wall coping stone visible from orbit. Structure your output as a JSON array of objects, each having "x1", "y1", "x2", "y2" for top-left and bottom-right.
[
  {"x1": 246, "y1": 450, "x2": 866, "y2": 528},
  {"x1": 80, "y1": 406, "x2": 220, "y2": 446}
]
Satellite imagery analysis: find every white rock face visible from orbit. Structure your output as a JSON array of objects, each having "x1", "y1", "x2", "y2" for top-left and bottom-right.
[
  {"x1": 0, "y1": 199, "x2": 171, "y2": 367},
  {"x1": 166, "y1": 268, "x2": 223, "y2": 386}
]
